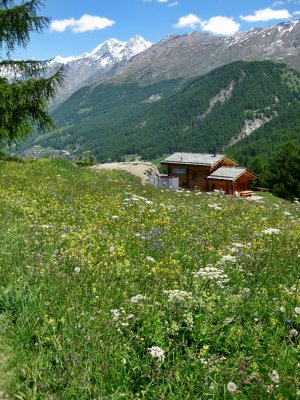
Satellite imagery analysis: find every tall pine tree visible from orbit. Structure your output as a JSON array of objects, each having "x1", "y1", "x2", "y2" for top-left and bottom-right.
[{"x1": 0, "y1": 0, "x2": 63, "y2": 143}]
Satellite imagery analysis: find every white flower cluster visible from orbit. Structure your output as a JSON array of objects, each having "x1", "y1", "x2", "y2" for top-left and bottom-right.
[
  {"x1": 110, "y1": 308, "x2": 135, "y2": 326},
  {"x1": 219, "y1": 254, "x2": 236, "y2": 264},
  {"x1": 294, "y1": 307, "x2": 300, "y2": 315},
  {"x1": 110, "y1": 308, "x2": 123, "y2": 322},
  {"x1": 148, "y1": 346, "x2": 165, "y2": 362},
  {"x1": 208, "y1": 203, "x2": 222, "y2": 211},
  {"x1": 145, "y1": 255, "x2": 156, "y2": 263},
  {"x1": 227, "y1": 382, "x2": 238, "y2": 393},
  {"x1": 163, "y1": 289, "x2": 193, "y2": 303},
  {"x1": 269, "y1": 370, "x2": 280, "y2": 383},
  {"x1": 130, "y1": 294, "x2": 146, "y2": 303},
  {"x1": 262, "y1": 228, "x2": 280, "y2": 235},
  {"x1": 192, "y1": 265, "x2": 229, "y2": 287}
]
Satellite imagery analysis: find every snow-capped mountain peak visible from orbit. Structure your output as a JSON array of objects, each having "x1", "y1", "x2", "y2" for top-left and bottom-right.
[
  {"x1": 50, "y1": 55, "x2": 81, "y2": 65},
  {"x1": 50, "y1": 36, "x2": 152, "y2": 66},
  {"x1": 48, "y1": 35, "x2": 152, "y2": 105}
]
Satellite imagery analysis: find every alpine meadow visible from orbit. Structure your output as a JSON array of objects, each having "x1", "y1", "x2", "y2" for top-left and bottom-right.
[
  {"x1": 0, "y1": 0, "x2": 300, "y2": 399},
  {"x1": 0, "y1": 159, "x2": 299, "y2": 399}
]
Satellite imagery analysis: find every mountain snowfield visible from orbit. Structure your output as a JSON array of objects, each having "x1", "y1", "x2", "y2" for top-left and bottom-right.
[{"x1": 48, "y1": 35, "x2": 152, "y2": 106}]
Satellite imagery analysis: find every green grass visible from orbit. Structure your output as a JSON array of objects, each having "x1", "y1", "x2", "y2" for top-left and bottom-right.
[{"x1": 0, "y1": 159, "x2": 299, "y2": 399}]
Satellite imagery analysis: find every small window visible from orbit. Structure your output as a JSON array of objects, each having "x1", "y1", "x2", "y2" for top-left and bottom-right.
[
  {"x1": 172, "y1": 168, "x2": 186, "y2": 175},
  {"x1": 192, "y1": 172, "x2": 197, "y2": 180}
]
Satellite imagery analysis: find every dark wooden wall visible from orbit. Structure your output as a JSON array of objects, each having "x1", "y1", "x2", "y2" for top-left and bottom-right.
[{"x1": 166, "y1": 157, "x2": 237, "y2": 191}]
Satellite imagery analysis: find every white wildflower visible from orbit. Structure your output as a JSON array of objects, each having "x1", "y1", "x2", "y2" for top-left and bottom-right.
[
  {"x1": 224, "y1": 317, "x2": 234, "y2": 325},
  {"x1": 183, "y1": 312, "x2": 194, "y2": 329},
  {"x1": 148, "y1": 346, "x2": 165, "y2": 362},
  {"x1": 227, "y1": 382, "x2": 238, "y2": 393},
  {"x1": 262, "y1": 228, "x2": 280, "y2": 235},
  {"x1": 289, "y1": 328, "x2": 299, "y2": 338},
  {"x1": 163, "y1": 289, "x2": 193, "y2": 303},
  {"x1": 146, "y1": 255, "x2": 156, "y2": 263},
  {"x1": 232, "y1": 242, "x2": 245, "y2": 248},
  {"x1": 111, "y1": 215, "x2": 119, "y2": 220},
  {"x1": 40, "y1": 224, "x2": 52, "y2": 229},
  {"x1": 269, "y1": 370, "x2": 280, "y2": 383},
  {"x1": 109, "y1": 246, "x2": 115, "y2": 254},
  {"x1": 130, "y1": 294, "x2": 146, "y2": 303},
  {"x1": 192, "y1": 265, "x2": 229, "y2": 286},
  {"x1": 239, "y1": 288, "x2": 251, "y2": 298},
  {"x1": 74, "y1": 267, "x2": 81, "y2": 274},
  {"x1": 294, "y1": 307, "x2": 300, "y2": 315},
  {"x1": 266, "y1": 385, "x2": 274, "y2": 394},
  {"x1": 208, "y1": 203, "x2": 222, "y2": 210},
  {"x1": 219, "y1": 254, "x2": 236, "y2": 263},
  {"x1": 110, "y1": 309, "x2": 122, "y2": 322}
]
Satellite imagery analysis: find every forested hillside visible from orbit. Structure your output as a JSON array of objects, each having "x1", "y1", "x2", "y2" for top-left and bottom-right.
[{"x1": 18, "y1": 61, "x2": 300, "y2": 163}]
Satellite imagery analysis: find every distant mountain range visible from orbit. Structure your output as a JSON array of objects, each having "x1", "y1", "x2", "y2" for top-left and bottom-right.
[
  {"x1": 16, "y1": 20, "x2": 300, "y2": 164},
  {"x1": 114, "y1": 19, "x2": 300, "y2": 84},
  {"x1": 48, "y1": 19, "x2": 300, "y2": 105}
]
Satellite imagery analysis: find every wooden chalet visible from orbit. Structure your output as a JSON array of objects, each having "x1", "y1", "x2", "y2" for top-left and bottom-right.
[{"x1": 161, "y1": 152, "x2": 257, "y2": 194}]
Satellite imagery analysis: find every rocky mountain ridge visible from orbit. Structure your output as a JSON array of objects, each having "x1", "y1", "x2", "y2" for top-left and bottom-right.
[
  {"x1": 114, "y1": 19, "x2": 300, "y2": 84},
  {"x1": 48, "y1": 35, "x2": 152, "y2": 106}
]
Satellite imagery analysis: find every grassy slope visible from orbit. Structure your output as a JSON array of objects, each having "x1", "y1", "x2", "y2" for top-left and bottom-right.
[{"x1": 0, "y1": 160, "x2": 299, "y2": 399}]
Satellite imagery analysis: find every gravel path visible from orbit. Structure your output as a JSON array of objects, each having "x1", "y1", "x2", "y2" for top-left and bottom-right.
[{"x1": 91, "y1": 162, "x2": 159, "y2": 183}]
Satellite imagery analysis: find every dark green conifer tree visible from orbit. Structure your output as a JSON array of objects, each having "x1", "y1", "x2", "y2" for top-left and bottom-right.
[
  {"x1": 0, "y1": 0, "x2": 63, "y2": 143},
  {"x1": 265, "y1": 141, "x2": 300, "y2": 201}
]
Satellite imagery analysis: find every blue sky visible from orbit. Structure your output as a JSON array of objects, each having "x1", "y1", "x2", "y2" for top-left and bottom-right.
[{"x1": 11, "y1": 0, "x2": 300, "y2": 60}]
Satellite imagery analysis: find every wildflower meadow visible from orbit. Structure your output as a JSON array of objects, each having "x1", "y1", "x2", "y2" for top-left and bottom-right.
[{"x1": 0, "y1": 159, "x2": 299, "y2": 399}]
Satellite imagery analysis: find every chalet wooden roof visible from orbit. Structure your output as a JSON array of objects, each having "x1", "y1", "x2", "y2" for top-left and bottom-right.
[
  {"x1": 206, "y1": 167, "x2": 257, "y2": 181},
  {"x1": 162, "y1": 152, "x2": 236, "y2": 166}
]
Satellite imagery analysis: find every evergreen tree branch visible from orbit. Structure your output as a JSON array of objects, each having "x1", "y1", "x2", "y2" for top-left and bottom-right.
[
  {"x1": 0, "y1": 59, "x2": 52, "y2": 79},
  {"x1": 0, "y1": 0, "x2": 49, "y2": 51},
  {"x1": 0, "y1": 67, "x2": 64, "y2": 142}
]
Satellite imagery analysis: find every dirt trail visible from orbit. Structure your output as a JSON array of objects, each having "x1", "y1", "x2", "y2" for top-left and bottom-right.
[{"x1": 90, "y1": 161, "x2": 159, "y2": 183}]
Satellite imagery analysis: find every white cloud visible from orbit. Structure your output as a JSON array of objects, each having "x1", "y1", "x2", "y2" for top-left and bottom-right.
[
  {"x1": 168, "y1": 1, "x2": 179, "y2": 6},
  {"x1": 50, "y1": 14, "x2": 115, "y2": 33},
  {"x1": 173, "y1": 13, "x2": 202, "y2": 29},
  {"x1": 50, "y1": 18, "x2": 75, "y2": 32},
  {"x1": 240, "y1": 8, "x2": 291, "y2": 22},
  {"x1": 202, "y1": 16, "x2": 240, "y2": 35},
  {"x1": 174, "y1": 14, "x2": 240, "y2": 35},
  {"x1": 273, "y1": 1, "x2": 285, "y2": 6},
  {"x1": 294, "y1": 10, "x2": 300, "y2": 14}
]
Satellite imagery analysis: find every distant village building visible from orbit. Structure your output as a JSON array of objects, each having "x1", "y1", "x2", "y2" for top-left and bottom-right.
[{"x1": 161, "y1": 152, "x2": 257, "y2": 195}]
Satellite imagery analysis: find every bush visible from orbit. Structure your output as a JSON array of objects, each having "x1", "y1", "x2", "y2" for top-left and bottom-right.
[{"x1": 75, "y1": 151, "x2": 97, "y2": 166}]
